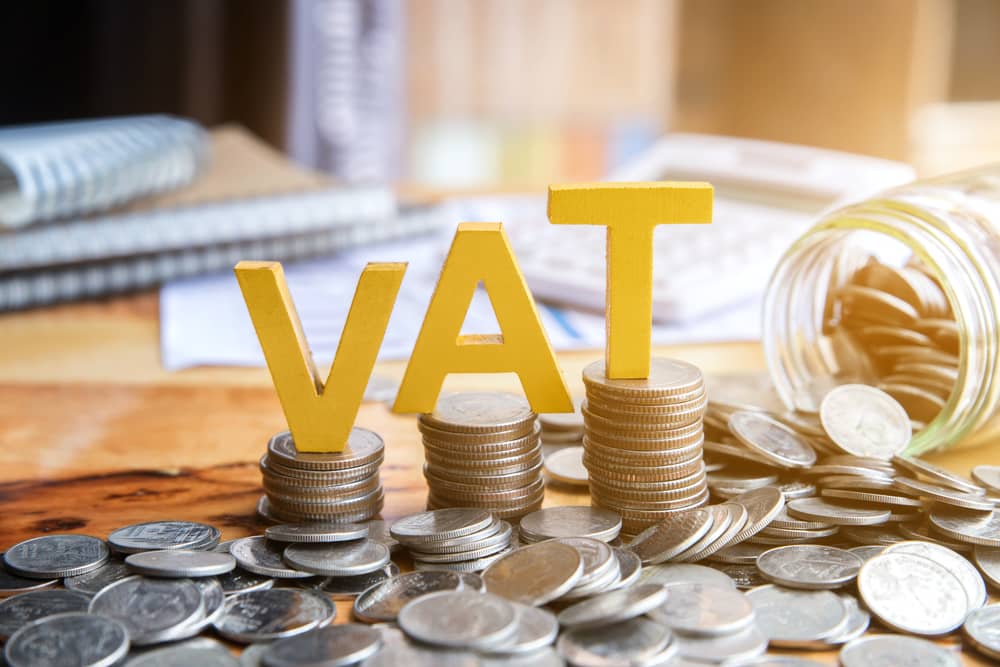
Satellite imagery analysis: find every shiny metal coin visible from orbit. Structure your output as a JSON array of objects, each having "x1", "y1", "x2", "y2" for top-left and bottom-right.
[
  {"x1": 359, "y1": 625, "x2": 480, "y2": 666},
  {"x1": 89, "y1": 576, "x2": 204, "y2": 646},
  {"x1": 414, "y1": 548, "x2": 513, "y2": 574},
  {"x1": 820, "y1": 487, "x2": 922, "y2": 508},
  {"x1": 216, "y1": 567, "x2": 276, "y2": 596},
  {"x1": 483, "y1": 541, "x2": 583, "y2": 606},
  {"x1": 823, "y1": 593, "x2": 870, "y2": 645},
  {"x1": 263, "y1": 624, "x2": 382, "y2": 667},
  {"x1": 422, "y1": 392, "x2": 536, "y2": 434},
  {"x1": 3, "y1": 534, "x2": 110, "y2": 578},
  {"x1": 107, "y1": 521, "x2": 220, "y2": 554},
  {"x1": 390, "y1": 509, "x2": 494, "y2": 544},
  {"x1": 626, "y1": 508, "x2": 713, "y2": 564},
  {"x1": 709, "y1": 543, "x2": 769, "y2": 565},
  {"x1": 267, "y1": 428, "x2": 384, "y2": 471},
  {"x1": 483, "y1": 603, "x2": 559, "y2": 656},
  {"x1": 265, "y1": 522, "x2": 370, "y2": 544},
  {"x1": 582, "y1": 357, "x2": 704, "y2": 397},
  {"x1": 636, "y1": 563, "x2": 736, "y2": 590},
  {"x1": 756, "y1": 545, "x2": 862, "y2": 590},
  {"x1": 0, "y1": 558, "x2": 57, "y2": 598},
  {"x1": 63, "y1": 560, "x2": 132, "y2": 596},
  {"x1": 353, "y1": 571, "x2": 465, "y2": 623},
  {"x1": 972, "y1": 465, "x2": 1000, "y2": 494},
  {"x1": 884, "y1": 540, "x2": 987, "y2": 611},
  {"x1": 609, "y1": 548, "x2": 642, "y2": 591},
  {"x1": 3, "y1": 612, "x2": 129, "y2": 667},
  {"x1": 520, "y1": 506, "x2": 621, "y2": 543},
  {"x1": 847, "y1": 545, "x2": 886, "y2": 563},
  {"x1": 819, "y1": 384, "x2": 911, "y2": 459},
  {"x1": 649, "y1": 581, "x2": 754, "y2": 637},
  {"x1": 839, "y1": 634, "x2": 961, "y2": 667},
  {"x1": 311, "y1": 563, "x2": 399, "y2": 600},
  {"x1": 728, "y1": 410, "x2": 817, "y2": 468},
  {"x1": 398, "y1": 590, "x2": 518, "y2": 650},
  {"x1": 726, "y1": 487, "x2": 786, "y2": 545},
  {"x1": 786, "y1": 497, "x2": 890, "y2": 526},
  {"x1": 410, "y1": 520, "x2": 511, "y2": 554},
  {"x1": 893, "y1": 455, "x2": 984, "y2": 494},
  {"x1": 858, "y1": 551, "x2": 967, "y2": 636},
  {"x1": 167, "y1": 579, "x2": 226, "y2": 641},
  {"x1": 0, "y1": 589, "x2": 90, "y2": 640},
  {"x1": 964, "y1": 604, "x2": 1000, "y2": 661},
  {"x1": 894, "y1": 476, "x2": 995, "y2": 511},
  {"x1": 240, "y1": 643, "x2": 270, "y2": 667},
  {"x1": 558, "y1": 583, "x2": 668, "y2": 630},
  {"x1": 746, "y1": 585, "x2": 848, "y2": 647},
  {"x1": 554, "y1": 537, "x2": 616, "y2": 590},
  {"x1": 229, "y1": 536, "x2": 313, "y2": 579},
  {"x1": 125, "y1": 637, "x2": 238, "y2": 666},
  {"x1": 973, "y1": 545, "x2": 1000, "y2": 589},
  {"x1": 928, "y1": 507, "x2": 1000, "y2": 547},
  {"x1": 125, "y1": 549, "x2": 236, "y2": 578},
  {"x1": 410, "y1": 539, "x2": 511, "y2": 564},
  {"x1": 283, "y1": 540, "x2": 389, "y2": 577},
  {"x1": 214, "y1": 588, "x2": 336, "y2": 644},
  {"x1": 363, "y1": 520, "x2": 401, "y2": 554},
  {"x1": 673, "y1": 624, "x2": 768, "y2": 664},
  {"x1": 713, "y1": 562, "x2": 768, "y2": 590},
  {"x1": 557, "y1": 616, "x2": 672, "y2": 667},
  {"x1": 543, "y1": 447, "x2": 588, "y2": 486}
]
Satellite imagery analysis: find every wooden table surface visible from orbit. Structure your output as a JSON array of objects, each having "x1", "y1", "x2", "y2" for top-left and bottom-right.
[{"x1": 0, "y1": 291, "x2": 993, "y2": 665}]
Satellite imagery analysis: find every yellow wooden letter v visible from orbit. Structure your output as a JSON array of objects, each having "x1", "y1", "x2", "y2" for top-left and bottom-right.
[{"x1": 235, "y1": 260, "x2": 406, "y2": 452}]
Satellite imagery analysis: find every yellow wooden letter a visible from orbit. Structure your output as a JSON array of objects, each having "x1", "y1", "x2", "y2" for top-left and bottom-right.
[
  {"x1": 548, "y1": 182, "x2": 713, "y2": 379},
  {"x1": 393, "y1": 223, "x2": 573, "y2": 414},
  {"x1": 235, "y1": 260, "x2": 405, "y2": 452}
]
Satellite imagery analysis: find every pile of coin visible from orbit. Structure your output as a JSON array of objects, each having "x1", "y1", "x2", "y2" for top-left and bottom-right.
[
  {"x1": 388, "y1": 508, "x2": 515, "y2": 573},
  {"x1": 581, "y1": 357, "x2": 709, "y2": 535},
  {"x1": 419, "y1": 392, "x2": 544, "y2": 520},
  {"x1": 257, "y1": 428, "x2": 385, "y2": 524},
  {"x1": 818, "y1": 253, "x2": 957, "y2": 426}
]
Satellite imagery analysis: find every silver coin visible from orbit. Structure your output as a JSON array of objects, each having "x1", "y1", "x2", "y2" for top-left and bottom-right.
[
  {"x1": 709, "y1": 543, "x2": 770, "y2": 565},
  {"x1": 409, "y1": 539, "x2": 512, "y2": 564},
  {"x1": 125, "y1": 637, "x2": 238, "y2": 666},
  {"x1": 626, "y1": 508, "x2": 713, "y2": 564},
  {"x1": 265, "y1": 522, "x2": 370, "y2": 544},
  {"x1": 313, "y1": 563, "x2": 400, "y2": 600},
  {"x1": 973, "y1": 465, "x2": 1000, "y2": 494},
  {"x1": 973, "y1": 546, "x2": 1000, "y2": 589},
  {"x1": 839, "y1": 634, "x2": 962, "y2": 667},
  {"x1": 847, "y1": 545, "x2": 885, "y2": 563},
  {"x1": 390, "y1": 509, "x2": 494, "y2": 544},
  {"x1": 284, "y1": 540, "x2": 390, "y2": 577},
  {"x1": 894, "y1": 477, "x2": 995, "y2": 511},
  {"x1": 230, "y1": 537, "x2": 313, "y2": 579},
  {"x1": 519, "y1": 506, "x2": 621, "y2": 543},
  {"x1": 556, "y1": 616, "x2": 672, "y2": 667},
  {"x1": 746, "y1": 585, "x2": 848, "y2": 647},
  {"x1": 409, "y1": 521, "x2": 512, "y2": 555},
  {"x1": 673, "y1": 624, "x2": 768, "y2": 664},
  {"x1": 713, "y1": 563, "x2": 768, "y2": 590},
  {"x1": 649, "y1": 582, "x2": 754, "y2": 636},
  {"x1": 819, "y1": 384, "x2": 911, "y2": 459},
  {"x1": 608, "y1": 548, "x2": 642, "y2": 591},
  {"x1": 0, "y1": 555, "x2": 57, "y2": 597},
  {"x1": 216, "y1": 567, "x2": 276, "y2": 596},
  {"x1": 893, "y1": 455, "x2": 984, "y2": 495},
  {"x1": 165, "y1": 578, "x2": 226, "y2": 642},
  {"x1": 125, "y1": 549, "x2": 237, "y2": 578},
  {"x1": 240, "y1": 643, "x2": 271, "y2": 667},
  {"x1": 727, "y1": 487, "x2": 786, "y2": 545},
  {"x1": 554, "y1": 537, "x2": 616, "y2": 590},
  {"x1": 0, "y1": 589, "x2": 90, "y2": 640},
  {"x1": 3, "y1": 534, "x2": 110, "y2": 578},
  {"x1": 359, "y1": 626, "x2": 480, "y2": 666},
  {"x1": 214, "y1": 588, "x2": 336, "y2": 643},
  {"x1": 786, "y1": 497, "x2": 890, "y2": 526},
  {"x1": 397, "y1": 590, "x2": 518, "y2": 650},
  {"x1": 728, "y1": 659, "x2": 827, "y2": 666},
  {"x1": 964, "y1": 604, "x2": 1000, "y2": 661},
  {"x1": 485, "y1": 603, "x2": 559, "y2": 656},
  {"x1": 824, "y1": 594, "x2": 870, "y2": 645},
  {"x1": 756, "y1": 545, "x2": 862, "y2": 590},
  {"x1": 481, "y1": 647, "x2": 566, "y2": 667},
  {"x1": 928, "y1": 507, "x2": 1000, "y2": 547},
  {"x1": 414, "y1": 548, "x2": 513, "y2": 574},
  {"x1": 680, "y1": 503, "x2": 749, "y2": 562},
  {"x1": 636, "y1": 563, "x2": 736, "y2": 590},
  {"x1": 857, "y1": 551, "x2": 968, "y2": 636},
  {"x1": 884, "y1": 540, "x2": 987, "y2": 611},
  {"x1": 64, "y1": 560, "x2": 132, "y2": 596},
  {"x1": 364, "y1": 520, "x2": 401, "y2": 553},
  {"x1": 558, "y1": 583, "x2": 668, "y2": 630},
  {"x1": 728, "y1": 410, "x2": 817, "y2": 468},
  {"x1": 89, "y1": 575, "x2": 204, "y2": 646},
  {"x1": 3, "y1": 612, "x2": 129, "y2": 667},
  {"x1": 262, "y1": 624, "x2": 382, "y2": 667},
  {"x1": 108, "y1": 521, "x2": 220, "y2": 554},
  {"x1": 353, "y1": 571, "x2": 465, "y2": 623}
]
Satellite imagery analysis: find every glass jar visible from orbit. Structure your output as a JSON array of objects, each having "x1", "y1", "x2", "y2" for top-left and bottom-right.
[{"x1": 763, "y1": 163, "x2": 1000, "y2": 455}]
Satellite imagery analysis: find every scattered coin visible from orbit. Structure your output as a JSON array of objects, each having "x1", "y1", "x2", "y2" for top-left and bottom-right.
[
  {"x1": 311, "y1": 563, "x2": 400, "y2": 600},
  {"x1": 929, "y1": 507, "x2": 1000, "y2": 547},
  {"x1": 353, "y1": 571, "x2": 465, "y2": 623},
  {"x1": 265, "y1": 522, "x2": 370, "y2": 543},
  {"x1": 214, "y1": 588, "x2": 336, "y2": 644},
  {"x1": 726, "y1": 487, "x2": 785, "y2": 545},
  {"x1": 125, "y1": 550, "x2": 236, "y2": 578},
  {"x1": 894, "y1": 476, "x2": 995, "y2": 511},
  {"x1": 756, "y1": 545, "x2": 862, "y2": 590},
  {"x1": 557, "y1": 616, "x2": 673, "y2": 667},
  {"x1": 649, "y1": 582, "x2": 755, "y2": 637},
  {"x1": 673, "y1": 624, "x2": 768, "y2": 664},
  {"x1": 3, "y1": 612, "x2": 130, "y2": 667},
  {"x1": 230, "y1": 536, "x2": 313, "y2": 579},
  {"x1": 558, "y1": 583, "x2": 668, "y2": 630},
  {"x1": 857, "y1": 551, "x2": 968, "y2": 635},
  {"x1": 786, "y1": 497, "x2": 890, "y2": 526},
  {"x1": 728, "y1": 410, "x2": 817, "y2": 469},
  {"x1": 839, "y1": 634, "x2": 962, "y2": 667},
  {"x1": 390, "y1": 508, "x2": 495, "y2": 544},
  {"x1": 484, "y1": 603, "x2": 559, "y2": 656},
  {"x1": 0, "y1": 589, "x2": 90, "y2": 640},
  {"x1": 883, "y1": 540, "x2": 987, "y2": 611},
  {"x1": 825, "y1": 594, "x2": 871, "y2": 645},
  {"x1": 107, "y1": 521, "x2": 220, "y2": 554},
  {"x1": 216, "y1": 567, "x2": 276, "y2": 596},
  {"x1": 283, "y1": 540, "x2": 390, "y2": 577},
  {"x1": 398, "y1": 590, "x2": 518, "y2": 651},
  {"x1": 847, "y1": 545, "x2": 886, "y2": 563},
  {"x1": 262, "y1": 624, "x2": 382, "y2": 667},
  {"x1": 519, "y1": 506, "x2": 622, "y2": 543},
  {"x1": 0, "y1": 557, "x2": 57, "y2": 597},
  {"x1": 63, "y1": 560, "x2": 133, "y2": 596},
  {"x1": 89, "y1": 576, "x2": 205, "y2": 646},
  {"x1": 893, "y1": 455, "x2": 984, "y2": 495},
  {"x1": 746, "y1": 585, "x2": 848, "y2": 647},
  {"x1": 125, "y1": 637, "x2": 239, "y2": 666},
  {"x1": 359, "y1": 626, "x2": 480, "y2": 667},
  {"x1": 819, "y1": 385, "x2": 912, "y2": 459},
  {"x1": 483, "y1": 541, "x2": 583, "y2": 606},
  {"x1": 3, "y1": 534, "x2": 110, "y2": 579},
  {"x1": 636, "y1": 562, "x2": 736, "y2": 590},
  {"x1": 963, "y1": 604, "x2": 1000, "y2": 661},
  {"x1": 973, "y1": 546, "x2": 1000, "y2": 589},
  {"x1": 626, "y1": 508, "x2": 713, "y2": 564},
  {"x1": 972, "y1": 465, "x2": 1000, "y2": 494}
]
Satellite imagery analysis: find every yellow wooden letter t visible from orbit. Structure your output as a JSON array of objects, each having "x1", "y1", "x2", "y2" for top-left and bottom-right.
[
  {"x1": 235, "y1": 261, "x2": 405, "y2": 452},
  {"x1": 547, "y1": 182, "x2": 713, "y2": 379},
  {"x1": 393, "y1": 223, "x2": 573, "y2": 414}
]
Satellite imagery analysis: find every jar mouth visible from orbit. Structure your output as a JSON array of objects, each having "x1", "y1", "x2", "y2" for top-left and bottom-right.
[{"x1": 763, "y1": 197, "x2": 1000, "y2": 454}]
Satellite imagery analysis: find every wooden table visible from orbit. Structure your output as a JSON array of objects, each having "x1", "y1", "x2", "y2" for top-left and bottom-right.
[{"x1": 0, "y1": 292, "x2": 992, "y2": 665}]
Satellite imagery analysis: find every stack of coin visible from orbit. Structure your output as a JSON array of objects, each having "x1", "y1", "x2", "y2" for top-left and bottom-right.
[
  {"x1": 389, "y1": 508, "x2": 514, "y2": 573},
  {"x1": 420, "y1": 392, "x2": 544, "y2": 520},
  {"x1": 581, "y1": 358, "x2": 709, "y2": 535},
  {"x1": 257, "y1": 428, "x2": 385, "y2": 524}
]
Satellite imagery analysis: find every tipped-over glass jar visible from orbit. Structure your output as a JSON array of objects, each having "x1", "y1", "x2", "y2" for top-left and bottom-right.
[{"x1": 763, "y1": 163, "x2": 1000, "y2": 455}]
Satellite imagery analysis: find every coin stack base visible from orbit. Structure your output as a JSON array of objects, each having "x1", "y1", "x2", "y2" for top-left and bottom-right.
[
  {"x1": 582, "y1": 358, "x2": 709, "y2": 536},
  {"x1": 257, "y1": 429, "x2": 385, "y2": 524}
]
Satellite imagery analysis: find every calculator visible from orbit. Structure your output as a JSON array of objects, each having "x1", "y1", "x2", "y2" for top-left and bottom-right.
[{"x1": 455, "y1": 134, "x2": 916, "y2": 323}]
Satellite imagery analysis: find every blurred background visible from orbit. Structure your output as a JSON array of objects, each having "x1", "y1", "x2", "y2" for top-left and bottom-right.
[{"x1": 3, "y1": 0, "x2": 999, "y2": 186}]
